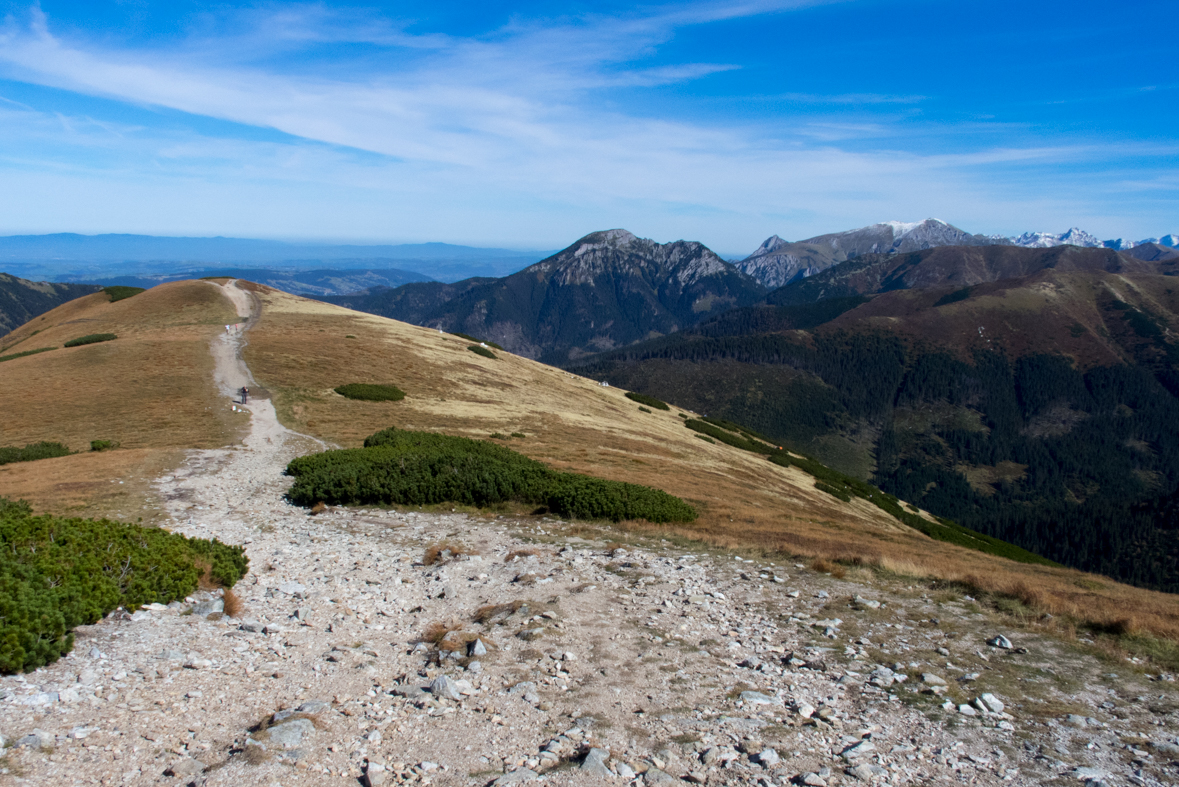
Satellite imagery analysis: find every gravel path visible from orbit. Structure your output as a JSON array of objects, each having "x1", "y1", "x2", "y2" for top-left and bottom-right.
[{"x1": 1, "y1": 283, "x2": 1177, "y2": 787}]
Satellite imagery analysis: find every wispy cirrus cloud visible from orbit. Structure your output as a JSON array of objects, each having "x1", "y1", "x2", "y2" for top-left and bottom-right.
[{"x1": 0, "y1": 1, "x2": 1173, "y2": 247}]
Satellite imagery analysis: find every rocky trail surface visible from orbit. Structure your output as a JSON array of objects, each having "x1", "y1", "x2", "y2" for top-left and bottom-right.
[{"x1": 2, "y1": 285, "x2": 1178, "y2": 787}]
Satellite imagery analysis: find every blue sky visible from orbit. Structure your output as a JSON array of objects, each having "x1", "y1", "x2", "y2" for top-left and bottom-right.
[{"x1": 0, "y1": 1, "x2": 1174, "y2": 254}]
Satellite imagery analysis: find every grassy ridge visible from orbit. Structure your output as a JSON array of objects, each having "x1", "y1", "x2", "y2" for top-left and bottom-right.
[
  {"x1": 0, "y1": 497, "x2": 248, "y2": 673},
  {"x1": 285, "y1": 427, "x2": 697, "y2": 524},
  {"x1": 103, "y1": 286, "x2": 145, "y2": 303}
]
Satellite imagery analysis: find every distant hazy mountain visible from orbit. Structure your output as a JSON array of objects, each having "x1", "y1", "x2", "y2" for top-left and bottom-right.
[
  {"x1": 0, "y1": 233, "x2": 547, "y2": 282},
  {"x1": 326, "y1": 229, "x2": 766, "y2": 363},
  {"x1": 87, "y1": 267, "x2": 432, "y2": 297},
  {"x1": 735, "y1": 220, "x2": 1179, "y2": 289},
  {"x1": 0, "y1": 273, "x2": 102, "y2": 337}
]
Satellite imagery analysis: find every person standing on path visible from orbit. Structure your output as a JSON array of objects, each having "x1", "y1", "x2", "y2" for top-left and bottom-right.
[{"x1": 241, "y1": 386, "x2": 249, "y2": 405}]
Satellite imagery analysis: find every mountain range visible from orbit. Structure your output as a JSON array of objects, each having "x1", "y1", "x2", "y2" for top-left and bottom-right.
[
  {"x1": 325, "y1": 229, "x2": 767, "y2": 364},
  {"x1": 0, "y1": 273, "x2": 102, "y2": 337},
  {"x1": 732, "y1": 219, "x2": 1179, "y2": 289},
  {"x1": 570, "y1": 242, "x2": 1179, "y2": 591}
]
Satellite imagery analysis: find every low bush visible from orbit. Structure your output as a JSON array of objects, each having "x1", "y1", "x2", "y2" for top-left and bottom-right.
[
  {"x1": 0, "y1": 347, "x2": 56, "y2": 364},
  {"x1": 695, "y1": 434, "x2": 715, "y2": 444},
  {"x1": 0, "y1": 442, "x2": 72, "y2": 466},
  {"x1": 0, "y1": 497, "x2": 248, "y2": 673},
  {"x1": 701, "y1": 416, "x2": 771, "y2": 443},
  {"x1": 684, "y1": 419, "x2": 772, "y2": 454},
  {"x1": 449, "y1": 332, "x2": 504, "y2": 350},
  {"x1": 286, "y1": 427, "x2": 696, "y2": 524},
  {"x1": 103, "y1": 286, "x2": 145, "y2": 303},
  {"x1": 624, "y1": 391, "x2": 670, "y2": 410},
  {"x1": 510, "y1": 432, "x2": 526, "y2": 439},
  {"x1": 814, "y1": 481, "x2": 852, "y2": 502},
  {"x1": 468, "y1": 345, "x2": 497, "y2": 359},
  {"x1": 638, "y1": 406, "x2": 651, "y2": 413},
  {"x1": 334, "y1": 383, "x2": 406, "y2": 402},
  {"x1": 64, "y1": 333, "x2": 117, "y2": 348},
  {"x1": 90, "y1": 440, "x2": 119, "y2": 452}
]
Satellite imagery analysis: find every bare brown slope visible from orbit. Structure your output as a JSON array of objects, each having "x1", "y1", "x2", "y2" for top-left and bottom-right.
[
  {"x1": 241, "y1": 284, "x2": 1179, "y2": 640},
  {"x1": 0, "y1": 281, "x2": 242, "y2": 519}
]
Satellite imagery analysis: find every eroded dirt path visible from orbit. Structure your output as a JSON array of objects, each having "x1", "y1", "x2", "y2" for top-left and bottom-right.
[{"x1": 1, "y1": 283, "x2": 1177, "y2": 787}]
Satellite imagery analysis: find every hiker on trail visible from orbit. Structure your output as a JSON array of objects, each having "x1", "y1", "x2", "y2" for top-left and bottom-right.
[{"x1": 241, "y1": 386, "x2": 249, "y2": 404}]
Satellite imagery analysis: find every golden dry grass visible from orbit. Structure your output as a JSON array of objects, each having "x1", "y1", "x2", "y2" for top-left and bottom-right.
[
  {"x1": 239, "y1": 285, "x2": 1179, "y2": 643},
  {"x1": 0, "y1": 281, "x2": 243, "y2": 518}
]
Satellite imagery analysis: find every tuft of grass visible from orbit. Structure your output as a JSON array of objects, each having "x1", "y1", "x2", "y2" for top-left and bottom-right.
[
  {"x1": 624, "y1": 391, "x2": 670, "y2": 410},
  {"x1": 489, "y1": 432, "x2": 507, "y2": 439},
  {"x1": 510, "y1": 432, "x2": 527, "y2": 438},
  {"x1": 0, "y1": 347, "x2": 56, "y2": 364},
  {"x1": 505, "y1": 549, "x2": 540, "y2": 562},
  {"x1": 334, "y1": 383, "x2": 406, "y2": 402},
  {"x1": 810, "y1": 557, "x2": 846, "y2": 579},
  {"x1": 468, "y1": 345, "x2": 497, "y2": 360},
  {"x1": 423, "y1": 540, "x2": 471, "y2": 565},
  {"x1": 64, "y1": 333, "x2": 117, "y2": 348},
  {"x1": 89, "y1": 440, "x2": 119, "y2": 452},
  {"x1": 422, "y1": 620, "x2": 462, "y2": 645},
  {"x1": 222, "y1": 587, "x2": 243, "y2": 618},
  {"x1": 474, "y1": 601, "x2": 525, "y2": 624}
]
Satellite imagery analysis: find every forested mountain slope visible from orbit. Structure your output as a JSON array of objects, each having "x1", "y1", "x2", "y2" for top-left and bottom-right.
[
  {"x1": 0, "y1": 273, "x2": 102, "y2": 336},
  {"x1": 572, "y1": 248, "x2": 1179, "y2": 591}
]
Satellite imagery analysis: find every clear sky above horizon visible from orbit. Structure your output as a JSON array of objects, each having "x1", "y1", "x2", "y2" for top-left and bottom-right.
[{"x1": 0, "y1": 0, "x2": 1174, "y2": 254}]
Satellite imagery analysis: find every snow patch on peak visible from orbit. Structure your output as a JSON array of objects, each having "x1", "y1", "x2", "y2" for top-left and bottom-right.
[{"x1": 880, "y1": 220, "x2": 924, "y2": 238}]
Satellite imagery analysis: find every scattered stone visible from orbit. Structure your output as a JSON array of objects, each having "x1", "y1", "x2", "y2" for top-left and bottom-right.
[
  {"x1": 977, "y1": 693, "x2": 1005, "y2": 713},
  {"x1": 429, "y1": 675, "x2": 463, "y2": 701},
  {"x1": 265, "y1": 718, "x2": 314, "y2": 748},
  {"x1": 987, "y1": 635, "x2": 1013, "y2": 649},
  {"x1": 846, "y1": 763, "x2": 887, "y2": 781},
  {"x1": 754, "y1": 747, "x2": 780, "y2": 767},
  {"x1": 740, "y1": 690, "x2": 774, "y2": 705},
  {"x1": 581, "y1": 748, "x2": 611, "y2": 776},
  {"x1": 494, "y1": 768, "x2": 539, "y2": 784},
  {"x1": 921, "y1": 673, "x2": 946, "y2": 685},
  {"x1": 853, "y1": 596, "x2": 880, "y2": 610},
  {"x1": 190, "y1": 598, "x2": 223, "y2": 616},
  {"x1": 468, "y1": 638, "x2": 488, "y2": 656},
  {"x1": 165, "y1": 757, "x2": 205, "y2": 778}
]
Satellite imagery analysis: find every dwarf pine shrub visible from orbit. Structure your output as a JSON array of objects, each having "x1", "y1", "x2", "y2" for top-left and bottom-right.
[
  {"x1": 103, "y1": 286, "x2": 145, "y2": 303},
  {"x1": 624, "y1": 391, "x2": 670, "y2": 410},
  {"x1": 0, "y1": 442, "x2": 72, "y2": 466},
  {"x1": 449, "y1": 332, "x2": 504, "y2": 350},
  {"x1": 64, "y1": 333, "x2": 117, "y2": 348},
  {"x1": 0, "y1": 347, "x2": 56, "y2": 364},
  {"x1": 468, "y1": 345, "x2": 497, "y2": 359},
  {"x1": 334, "y1": 383, "x2": 406, "y2": 402},
  {"x1": 0, "y1": 497, "x2": 248, "y2": 673},
  {"x1": 287, "y1": 427, "x2": 696, "y2": 524}
]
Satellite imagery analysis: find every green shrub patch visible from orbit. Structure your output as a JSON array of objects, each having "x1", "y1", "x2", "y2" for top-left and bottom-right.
[
  {"x1": 90, "y1": 440, "x2": 119, "y2": 452},
  {"x1": 624, "y1": 391, "x2": 670, "y2": 410},
  {"x1": 64, "y1": 333, "x2": 117, "y2": 348},
  {"x1": 468, "y1": 345, "x2": 497, "y2": 359},
  {"x1": 0, "y1": 497, "x2": 248, "y2": 673},
  {"x1": 0, "y1": 442, "x2": 72, "y2": 466},
  {"x1": 286, "y1": 427, "x2": 696, "y2": 524},
  {"x1": 684, "y1": 419, "x2": 772, "y2": 454},
  {"x1": 450, "y1": 332, "x2": 504, "y2": 350},
  {"x1": 103, "y1": 286, "x2": 145, "y2": 303},
  {"x1": 0, "y1": 347, "x2": 56, "y2": 364},
  {"x1": 334, "y1": 383, "x2": 406, "y2": 402}
]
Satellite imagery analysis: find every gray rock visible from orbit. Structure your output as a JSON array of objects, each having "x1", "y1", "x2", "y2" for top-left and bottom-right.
[
  {"x1": 802, "y1": 774, "x2": 828, "y2": 786},
  {"x1": 958, "y1": 704, "x2": 977, "y2": 716},
  {"x1": 977, "y1": 693, "x2": 1005, "y2": 713},
  {"x1": 754, "y1": 748, "x2": 780, "y2": 767},
  {"x1": 921, "y1": 673, "x2": 946, "y2": 685},
  {"x1": 265, "y1": 718, "x2": 314, "y2": 748},
  {"x1": 391, "y1": 685, "x2": 427, "y2": 699},
  {"x1": 364, "y1": 761, "x2": 388, "y2": 787},
  {"x1": 581, "y1": 748, "x2": 611, "y2": 776},
  {"x1": 16, "y1": 729, "x2": 53, "y2": 749},
  {"x1": 869, "y1": 667, "x2": 895, "y2": 687},
  {"x1": 1073, "y1": 766, "x2": 1107, "y2": 780},
  {"x1": 740, "y1": 690, "x2": 774, "y2": 705},
  {"x1": 616, "y1": 762, "x2": 636, "y2": 779},
  {"x1": 644, "y1": 767, "x2": 677, "y2": 784},
  {"x1": 429, "y1": 675, "x2": 463, "y2": 701},
  {"x1": 277, "y1": 581, "x2": 307, "y2": 598},
  {"x1": 517, "y1": 628, "x2": 545, "y2": 641},
  {"x1": 987, "y1": 635, "x2": 1013, "y2": 649},
  {"x1": 88, "y1": 646, "x2": 103, "y2": 659},
  {"x1": 190, "y1": 598, "x2": 223, "y2": 616},
  {"x1": 509, "y1": 681, "x2": 540, "y2": 705},
  {"x1": 493, "y1": 768, "x2": 539, "y2": 784},
  {"x1": 20, "y1": 692, "x2": 58, "y2": 706},
  {"x1": 468, "y1": 638, "x2": 488, "y2": 656},
  {"x1": 846, "y1": 763, "x2": 887, "y2": 781},
  {"x1": 853, "y1": 596, "x2": 881, "y2": 610},
  {"x1": 1151, "y1": 740, "x2": 1179, "y2": 755},
  {"x1": 466, "y1": 660, "x2": 483, "y2": 673},
  {"x1": 166, "y1": 757, "x2": 205, "y2": 777},
  {"x1": 272, "y1": 700, "x2": 331, "y2": 722},
  {"x1": 841, "y1": 740, "x2": 876, "y2": 761},
  {"x1": 238, "y1": 619, "x2": 262, "y2": 633}
]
